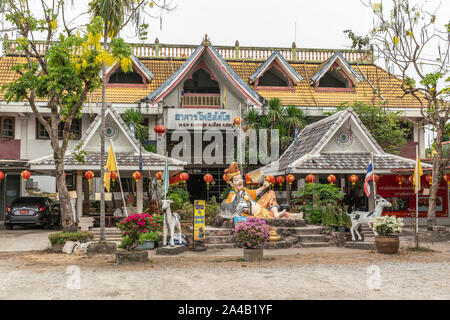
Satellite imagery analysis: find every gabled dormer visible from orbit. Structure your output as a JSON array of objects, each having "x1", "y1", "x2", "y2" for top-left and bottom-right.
[
  {"x1": 310, "y1": 52, "x2": 363, "y2": 92},
  {"x1": 249, "y1": 51, "x2": 303, "y2": 89},
  {"x1": 106, "y1": 55, "x2": 154, "y2": 88}
]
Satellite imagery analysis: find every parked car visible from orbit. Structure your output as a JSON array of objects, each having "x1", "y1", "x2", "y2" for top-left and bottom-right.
[{"x1": 4, "y1": 197, "x2": 60, "y2": 230}]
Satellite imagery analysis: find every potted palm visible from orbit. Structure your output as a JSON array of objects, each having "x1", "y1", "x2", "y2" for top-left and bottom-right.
[
  {"x1": 235, "y1": 217, "x2": 270, "y2": 262},
  {"x1": 372, "y1": 216, "x2": 404, "y2": 254}
]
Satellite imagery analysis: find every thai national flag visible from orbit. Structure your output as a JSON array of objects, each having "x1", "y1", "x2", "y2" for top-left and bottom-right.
[{"x1": 364, "y1": 159, "x2": 374, "y2": 197}]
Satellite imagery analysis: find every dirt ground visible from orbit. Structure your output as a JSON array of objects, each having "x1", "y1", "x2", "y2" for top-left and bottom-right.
[{"x1": 1, "y1": 243, "x2": 450, "y2": 300}]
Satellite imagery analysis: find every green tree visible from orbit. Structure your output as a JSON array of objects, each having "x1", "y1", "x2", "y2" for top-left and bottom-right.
[
  {"x1": 347, "y1": 0, "x2": 449, "y2": 229},
  {"x1": 335, "y1": 102, "x2": 410, "y2": 154},
  {"x1": 0, "y1": 2, "x2": 129, "y2": 231}
]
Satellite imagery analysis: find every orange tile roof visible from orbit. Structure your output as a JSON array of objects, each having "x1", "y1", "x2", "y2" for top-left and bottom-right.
[{"x1": 0, "y1": 54, "x2": 422, "y2": 108}]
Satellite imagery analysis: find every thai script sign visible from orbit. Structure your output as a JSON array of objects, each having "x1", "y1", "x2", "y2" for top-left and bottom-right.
[
  {"x1": 234, "y1": 216, "x2": 248, "y2": 230},
  {"x1": 194, "y1": 200, "x2": 206, "y2": 240},
  {"x1": 167, "y1": 109, "x2": 237, "y2": 129}
]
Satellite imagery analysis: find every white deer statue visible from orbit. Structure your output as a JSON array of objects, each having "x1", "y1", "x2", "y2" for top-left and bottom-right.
[
  {"x1": 347, "y1": 195, "x2": 392, "y2": 241},
  {"x1": 161, "y1": 199, "x2": 182, "y2": 247}
]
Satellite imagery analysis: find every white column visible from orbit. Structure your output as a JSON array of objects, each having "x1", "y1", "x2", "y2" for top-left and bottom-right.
[
  {"x1": 136, "y1": 178, "x2": 143, "y2": 212},
  {"x1": 76, "y1": 171, "x2": 83, "y2": 221}
]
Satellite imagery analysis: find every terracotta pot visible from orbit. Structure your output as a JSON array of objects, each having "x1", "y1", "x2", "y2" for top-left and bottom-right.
[
  {"x1": 375, "y1": 236, "x2": 400, "y2": 254},
  {"x1": 243, "y1": 248, "x2": 263, "y2": 262}
]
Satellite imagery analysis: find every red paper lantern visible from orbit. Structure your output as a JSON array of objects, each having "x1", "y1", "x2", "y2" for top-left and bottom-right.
[
  {"x1": 132, "y1": 171, "x2": 142, "y2": 182},
  {"x1": 327, "y1": 174, "x2": 336, "y2": 185},
  {"x1": 84, "y1": 171, "x2": 94, "y2": 181},
  {"x1": 233, "y1": 116, "x2": 242, "y2": 127},
  {"x1": 409, "y1": 175, "x2": 414, "y2": 185},
  {"x1": 154, "y1": 125, "x2": 166, "y2": 136},
  {"x1": 349, "y1": 174, "x2": 358, "y2": 186},
  {"x1": 443, "y1": 174, "x2": 450, "y2": 186},
  {"x1": 425, "y1": 174, "x2": 432, "y2": 186},
  {"x1": 179, "y1": 172, "x2": 189, "y2": 184},
  {"x1": 265, "y1": 175, "x2": 275, "y2": 185},
  {"x1": 155, "y1": 171, "x2": 163, "y2": 181},
  {"x1": 203, "y1": 174, "x2": 213, "y2": 185},
  {"x1": 0, "y1": 171, "x2": 4, "y2": 182},
  {"x1": 286, "y1": 174, "x2": 295, "y2": 185},
  {"x1": 306, "y1": 174, "x2": 315, "y2": 184},
  {"x1": 276, "y1": 176, "x2": 285, "y2": 187},
  {"x1": 245, "y1": 173, "x2": 253, "y2": 185},
  {"x1": 110, "y1": 171, "x2": 118, "y2": 182},
  {"x1": 223, "y1": 173, "x2": 229, "y2": 182},
  {"x1": 371, "y1": 174, "x2": 380, "y2": 184},
  {"x1": 21, "y1": 170, "x2": 31, "y2": 181},
  {"x1": 396, "y1": 175, "x2": 406, "y2": 186}
]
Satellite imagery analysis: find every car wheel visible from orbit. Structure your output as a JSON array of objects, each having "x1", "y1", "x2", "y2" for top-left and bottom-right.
[{"x1": 5, "y1": 224, "x2": 13, "y2": 230}]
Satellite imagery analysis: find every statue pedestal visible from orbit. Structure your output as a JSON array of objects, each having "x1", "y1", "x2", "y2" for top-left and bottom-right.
[{"x1": 156, "y1": 245, "x2": 187, "y2": 255}]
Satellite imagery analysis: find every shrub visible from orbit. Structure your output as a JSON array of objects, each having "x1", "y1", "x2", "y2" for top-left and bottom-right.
[
  {"x1": 139, "y1": 231, "x2": 160, "y2": 244},
  {"x1": 372, "y1": 216, "x2": 404, "y2": 236},
  {"x1": 118, "y1": 235, "x2": 133, "y2": 249},
  {"x1": 117, "y1": 212, "x2": 161, "y2": 250},
  {"x1": 293, "y1": 183, "x2": 344, "y2": 208},
  {"x1": 168, "y1": 188, "x2": 190, "y2": 211},
  {"x1": 305, "y1": 207, "x2": 322, "y2": 225},
  {"x1": 48, "y1": 231, "x2": 94, "y2": 245},
  {"x1": 235, "y1": 217, "x2": 270, "y2": 249}
]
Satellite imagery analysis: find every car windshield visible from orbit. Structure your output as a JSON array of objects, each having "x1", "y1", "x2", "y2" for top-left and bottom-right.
[{"x1": 11, "y1": 197, "x2": 46, "y2": 206}]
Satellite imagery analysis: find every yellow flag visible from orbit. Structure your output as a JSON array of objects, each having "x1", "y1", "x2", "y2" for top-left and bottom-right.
[
  {"x1": 223, "y1": 87, "x2": 227, "y2": 108},
  {"x1": 413, "y1": 149, "x2": 423, "y2": 194},
  {"x1": 104, "y1": 145, "x2": 117, "y2": 192}
]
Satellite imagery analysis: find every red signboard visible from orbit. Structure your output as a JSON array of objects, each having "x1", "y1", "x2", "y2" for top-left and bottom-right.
[{"x1": 376, "y1": 175, "x2": 448, "y2": 218}]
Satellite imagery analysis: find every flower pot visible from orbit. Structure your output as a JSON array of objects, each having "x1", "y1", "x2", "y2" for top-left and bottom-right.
[
  {"x1": 136, "y1": 240, "x2": 155, "y2": 250},
  {"x1": 375, "y1": 236, "x2": 400, "y2": 254},
  {"x1": 243, "y1": 248, "x2": 264, "y2": 262}
]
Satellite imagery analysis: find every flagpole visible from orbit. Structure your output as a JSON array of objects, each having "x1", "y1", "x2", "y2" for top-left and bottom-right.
[
  {"x1": 415, "y1": 145, "x2": 419, "y2": 248},
  {"x1": 371, "y1": 153, "x2": 376, "y2": 202},
  {"x1": 110, "y1": 139, "x2": 128, "y2": 217}
]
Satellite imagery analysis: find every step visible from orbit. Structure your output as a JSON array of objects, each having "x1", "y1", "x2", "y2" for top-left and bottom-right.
[
  {"x1": 345, "y1": 241, "x2": 376, "y2": 250},
  {"x1": 205, "y1": 235, "x2": 235, "y2": 244},
  {"x1": 205, "y1": 243, "x2": 236, "y2": 249},
  {"x1": 263, "y1": 219, "x2": 306, "y2": 228},
  {"x1": 205, "y1": 227, "x2": 234, "y2": 237},
  {"x1": 264, "y1": 241, "x2": 293, "y2": 249},
  {"x1": 298, "y1": 234, "x2": 329, "y2": 243},
  {"x1": 298, "y1": 242, "x2": 330, "y2": 248},
  {"x1": 295, "y1": 226, "x2": 324, "y2": 235}
]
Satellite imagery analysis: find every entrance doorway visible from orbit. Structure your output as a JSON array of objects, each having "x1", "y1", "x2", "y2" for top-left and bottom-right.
[
  {"x1": 186, "y1": 168, "x2": 228, "y2": 202},
  {"x1": 0, "y1": 174, "x2": 20, "y2": 220}
]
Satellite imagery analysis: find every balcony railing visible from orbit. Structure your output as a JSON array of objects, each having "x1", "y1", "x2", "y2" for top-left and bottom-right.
[
  {"x1": 183, "y1": 94, "x2": 221, "y2": 108},
  {"x1": 3, "y1": 39, "x2": 374, "y2": 64}
]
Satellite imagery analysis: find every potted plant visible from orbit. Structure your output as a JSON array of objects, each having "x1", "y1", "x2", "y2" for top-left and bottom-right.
[
  {"x1": 136, "y1": 231, "x2": 160, "y2": 250},
  {"x1": 235, "y1": 217, "x2": 270, "y2": 262},
  {"x1": 372, "y1": 215, "x2": 404, "y2": 254},
  {"x1": 115, "y1": 212, "x2": 161, "y2": 263}
]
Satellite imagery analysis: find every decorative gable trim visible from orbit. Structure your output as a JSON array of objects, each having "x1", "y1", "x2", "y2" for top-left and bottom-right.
[
  {"x1": 311, "y1": 52, "x2": 363, "y2": 86},
  {"x1": 249, "y1": 51, "x2": 303, "y2": 85},
  {"x1": 105, "y1": 55, "x2": 154, "y2": 88}
]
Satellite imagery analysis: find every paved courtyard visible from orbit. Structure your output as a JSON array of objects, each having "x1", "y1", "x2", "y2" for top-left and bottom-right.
[
  {"x1": 0, "y1": 224, "x2": 52, "y2": 252},
  {"x1": 1, "y1": 243, "x2": 450, "y2": 299}
]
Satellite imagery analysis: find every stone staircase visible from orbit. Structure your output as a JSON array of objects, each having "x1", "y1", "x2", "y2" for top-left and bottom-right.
[
  {"x1": 205, "y1": 219, "x2": 331, "y2": 249},
  {"x1": 90, "y1": 227, "x2": 122, "y2": 242},
  {"x1": 345, "y1": 224, "x2": 376, "y2": 250}
]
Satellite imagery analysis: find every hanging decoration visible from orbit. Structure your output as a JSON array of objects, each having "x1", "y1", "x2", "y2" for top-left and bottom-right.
[
  {"x1": 110, "y1": 171, "x2": 118, "y2": 182},
  {"x1": 265, "y1": 175, "x2": 275, "y2": 188},
  {"x1": 21, "y1": 170, "x2": 31, "y2": 182},
  {"x1": 84, "y1": 171, "x2": 94, "y2": 182},
  {"x1": 286, "y1": 174, "x2": 295, "y2": 186},
  {"x1": 223, "y1": 173, "x2": 229, "y2": 182},
  {"x1": 132, "y1": 171, "x2": 142, "y2": 182},
  {"x1": 233, "y1": 116, "x2": 242, "y2": 127},
  {"x1": 169, "y1": 174, "x2": 181, "y2": 186},
  {"x1": 327, "y1": 174, "x2": 336, "y2": 185},
  {"x1": 408, "y1": 175, "x2": 414, "y2": 185},
  {"x1": 0, "y1": 171, "x2": 4, "y2": 182},
  {"x1": 443, "y1": 174, "x2": 450, "y2": 186},
  {"x1": 371, "y1": 174, "x2": 380, "y2": 184},
  {"x1": 204, "y1": 174, "x2": 213, "y2": 190},
  {"x1": 276, "y1": 176, "x2": 285, "y2": 188},
  {"x1": 349, "y1": 174, "x2": 358, "y2": 187},
  {"x1": 154, "y1": 125, "x2": 167, "y2": 136},
  {"x1": 245, "y1": 173, "x2": 252, "y2": 185},
  {"x1": 425, "y1": 174, "x2": 432, "y2": 186},
  {"x1": 306, "y1": 174, "x2": 315, "y2": 184},
  {"x1": 179, "y1": 172, "x2": 189, "y2": 185},
  {"x1": 395, "y1": 175, "x2": 406, "y2": 186},
  {"x1": 155, "y1": 171, "x2": 163, "y2": 181}
]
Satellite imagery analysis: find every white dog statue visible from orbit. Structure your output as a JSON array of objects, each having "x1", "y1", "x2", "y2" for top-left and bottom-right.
[
  {"x1": 161, "y1": 199, "x2": 182, "y2": 247},
  {"x1": 347, "y1": 195, "x2": 392, "y2": 241}
]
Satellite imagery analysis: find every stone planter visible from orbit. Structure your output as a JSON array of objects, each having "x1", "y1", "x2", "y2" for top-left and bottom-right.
[
  {"x1": 243, "y1": 248, "x2": 264, "y2": 262},
  {"x1": 375, "y1": 236, "x2": 400, "y2": 254},
  {"x1": 115, "y1": 250, "x2": 148, "y2": 264},
  {"x1": 136, "y1": 240, "x2": 155, "y2": 250}
]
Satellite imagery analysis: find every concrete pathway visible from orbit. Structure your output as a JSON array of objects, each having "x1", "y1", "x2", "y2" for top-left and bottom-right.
[{"x1": 0, "y1": 224, "x2": 52, "y2": 252}]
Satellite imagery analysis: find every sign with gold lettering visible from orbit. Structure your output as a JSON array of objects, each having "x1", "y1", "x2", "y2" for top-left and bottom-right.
[{"x1": 194, "y1": 200, "x2": 206, "y2": 240}]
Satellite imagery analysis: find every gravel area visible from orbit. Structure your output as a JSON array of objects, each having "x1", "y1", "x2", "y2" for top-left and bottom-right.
[{"x1": 1, "y1": 244, "x2": 450, "y2": 300}]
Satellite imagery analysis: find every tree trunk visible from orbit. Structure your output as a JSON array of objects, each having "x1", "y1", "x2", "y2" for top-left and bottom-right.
[
  {"x1": 54, "y1": 152, "x2": 76, "y2": 231},
  {"x1": 427, "y1": 127, "x2": 445, "y2": 230}
]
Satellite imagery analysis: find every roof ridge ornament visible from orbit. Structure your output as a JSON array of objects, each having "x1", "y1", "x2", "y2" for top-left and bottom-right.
[{"x1": 202, "y1": 34, "x2": 211, "y2": 47}]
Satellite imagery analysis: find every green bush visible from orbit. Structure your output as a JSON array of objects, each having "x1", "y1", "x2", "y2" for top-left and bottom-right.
[
  {"x1": 305, "y1": 207, "x2": 322, "y2": 225},
  {"x1": 118, "y1": 235, "x2": 133, "y2": 249},
  {"x1": 48, "y1": 231, "x2": 94, "y2": 245},
  {"x1": 293, "y1": 183, "x2": 344, "y2": 207},
  {"x1": 168, "y1": 188, "x2": 190, "y2": 211},
  {"x1": 139, "y1": 231, "x2": 160, "y2": 244}
]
